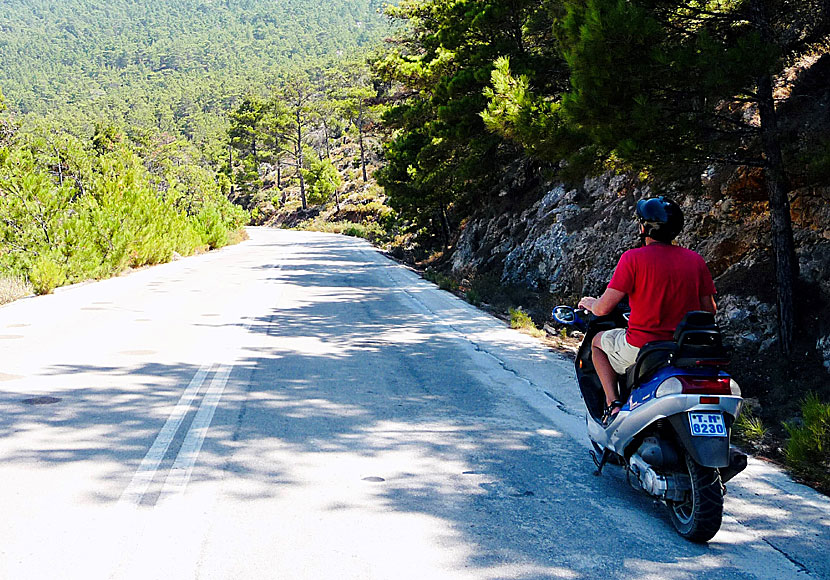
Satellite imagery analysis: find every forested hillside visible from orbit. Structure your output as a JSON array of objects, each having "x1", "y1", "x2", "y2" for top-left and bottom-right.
[
  {"x1": 362, "y1": 0, "x2": 830, "y2": 488},
  {"x1": 0, "y1": 0, "x2": 387, "y2": 141},
  {"x1": 0, "y1": 0, "x2": 389, "y2": 301},
  {"x1": 370, "y1": 0, "x2": 830, "y2": 356}
]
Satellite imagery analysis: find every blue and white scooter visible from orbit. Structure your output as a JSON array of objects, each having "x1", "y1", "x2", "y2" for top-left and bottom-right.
[{"x1": 552, "y1": 306, "x2": 748, "y2": 542}]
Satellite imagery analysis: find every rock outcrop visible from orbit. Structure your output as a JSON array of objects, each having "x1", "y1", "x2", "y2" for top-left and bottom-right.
[{"x1": 450, "y1": 169, "x2": 830, "y2": 371}]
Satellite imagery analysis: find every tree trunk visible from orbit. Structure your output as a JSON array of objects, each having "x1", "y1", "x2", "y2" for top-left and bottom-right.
[
  {"x1": 757, "y1": 72, "x2": 798, "y2": 357},
  {"x1": 322, "y1": 119, "x2": 331, "y2": 159},
  {"x1": 297, "y1": 112, "x2": 307, "y2": 210},
  {"x1": 358, "y1": 108, "x2": 368, "y2": 182},
  {"x1": 440, "y1": 204, "x2": 451, "y2": 249},
  {"x1": 359, "y1": 125, "x2": 368, "y2": 182},
  {"x1": 228, "y1": 145, "x2": 234, "y2": 194},
  {"x1": 751, "y1": 0, "x2": 799, "y2": 358}
]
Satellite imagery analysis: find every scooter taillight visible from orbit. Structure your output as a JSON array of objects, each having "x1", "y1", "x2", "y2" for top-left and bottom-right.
[{"x1": 678, "y1": 376, "x2": 732, "y2": 395}]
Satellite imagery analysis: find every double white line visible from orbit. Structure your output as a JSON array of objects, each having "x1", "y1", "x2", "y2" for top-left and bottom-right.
[
  {"x1": 118, "y1": 363, "x2": 214, "y2": 506},
  {"x1": 119, "y1": 249, "x2": 289, "y2": 508},
  {"x1": 118, "y1": 325, "x2": 248, "y2": 508}
]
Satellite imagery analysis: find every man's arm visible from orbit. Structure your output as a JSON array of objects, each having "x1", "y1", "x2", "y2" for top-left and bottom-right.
[
  {"x1": 578, "y1": 287, "x2": 626, "y2": 316},
  {"x1": 700, "y1": 294, "x2": 716, "y2": 314}
]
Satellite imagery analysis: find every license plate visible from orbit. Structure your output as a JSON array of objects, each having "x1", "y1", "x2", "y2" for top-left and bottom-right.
[{"x1": 689, "y1": 413, "x2": 727, "y2": 437}]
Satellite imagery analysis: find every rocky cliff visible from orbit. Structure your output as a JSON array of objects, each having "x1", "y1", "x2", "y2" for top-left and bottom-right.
[
  {"x1": 448, "y1": 53, "x2": 830, "y2": 395},
  {"x1": 448, "y1": 163, "x2": 830, "y2": 421},
  {"x1": 454, "y1": 167, "x2": 828, "y2": 343},
  {"x1": 452, "y1": 159, "x2": 830, "y2": 412}
]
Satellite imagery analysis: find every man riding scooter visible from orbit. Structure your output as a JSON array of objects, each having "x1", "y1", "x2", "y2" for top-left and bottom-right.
[{"x1": 577, "y1": 196, "x2": 717, "y2": 425}]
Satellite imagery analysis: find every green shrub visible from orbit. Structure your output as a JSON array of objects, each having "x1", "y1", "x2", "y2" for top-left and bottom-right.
[
  {"x1": 0, "y1": 120, "x2": 249, "y2": 293},
  {"x1": 194, "y1": 206, "x2": 230, "y2": 249},
  {"x1": 303, "y1": 157, "x2": 342, "y2": 205},
  {"x1": 785, "y1": 393, "x2": 830, "y2": 485},
  {"x1": 509, "y1": 307, "x2": 545, "y2": 338},
  {"x1": 424, "y1": 269, "x2": 458, "y2": 291},
  {"x1": 509, "y1": 307, "x2": 534, "y2": 329},
  {"x1": 30, "y1": 255, "x2": 66, "y2": 295},
  {"x1": 734, "y1": 409, "x2": 767, "y2": 447},
  {"x1": 342, "y1": 224, "x2": 369, "y2": 238},
  {"x1": 342, "y1": 222, "x2": 384, "y2": 240},
  {"x1": 296, "y1": 219, "x2": 383, "y2": 241},
  {"x1": 465, "y1": 288, "x2": 482, "y2": 305}
]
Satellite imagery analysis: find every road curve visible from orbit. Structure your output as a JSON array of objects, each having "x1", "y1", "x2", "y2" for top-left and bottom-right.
[{"x1": 0, "y1": 227, "x2": 826, "y2": 580}]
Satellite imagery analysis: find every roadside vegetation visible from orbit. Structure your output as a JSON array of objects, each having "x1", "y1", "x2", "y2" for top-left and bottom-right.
[
  {"x1": 509, "y1": 307, "x2": 546, "y2": 339},
  {"x1": 734, "y1": 408, "x2": 769, "y2": 450},
  {"x1": 0, "y1": 275, "x2": 32, "y2": 306},
  {"x1": 785, "y1": 394, "x2": 830, "y2": 493},
  {"x1": 0, "y1": 0, "x2": 388, "y2": 299},
  {"x1": 0, "y1": 97, "x2": 248, "y2": 295}
]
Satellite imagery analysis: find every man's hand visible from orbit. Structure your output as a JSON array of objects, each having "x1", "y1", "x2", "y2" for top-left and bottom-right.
[{"x1": 578, "y1": 288, "x2": 626, "y2": 316}]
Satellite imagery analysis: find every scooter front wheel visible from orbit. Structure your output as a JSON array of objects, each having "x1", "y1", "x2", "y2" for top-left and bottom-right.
[{"x1": 667, "y1": 453, "x2": 723, "y2": 542}]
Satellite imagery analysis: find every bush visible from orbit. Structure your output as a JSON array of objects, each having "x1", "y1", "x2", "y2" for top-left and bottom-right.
[
  {"x1": 295, "y1": 219, "x2": 383, "y2": 241},
  {"x1": 509, "y1": 307, "x2": 534, "y2": 329},
  {"x1": 0, "y1": 120, "x2": 249, "y2": 293},
  {"x1": 424, "y1": 269, "x2": 458, "y2": 291},
  {"x1": 785, "y1": 393, "x2": 830, "y2": 486},
  {"x1": 342, "y1": 222, "x2": 384, "y2": 240},
  {"x1": 733, "y1": 409, "x2": 767, "y2": 448},
  {"x1": 509, "y1": 307, "x2": 545, "y2": 338},
  {"x1": 29, "y1": 255, "x2": 66, "y2": 295},
  {"x1": 194, "y1": 206, "x2": 230, "y2": 249},
  {"x1": 303, "y1": 157, "x2": 342, "y2": 205},
  {"x1": 465, "y1": 288, "x2": 482, "y2": 305}
]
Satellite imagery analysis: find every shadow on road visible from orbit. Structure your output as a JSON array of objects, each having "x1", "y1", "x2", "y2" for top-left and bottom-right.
[{"x1": 0, "y1": 232, "x2": 825, "y2": 579}]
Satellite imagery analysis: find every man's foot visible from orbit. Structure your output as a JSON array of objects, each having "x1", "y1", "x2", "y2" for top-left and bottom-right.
[{"x1": 601, "y1": 400, "x2": 623, "y2": 426}]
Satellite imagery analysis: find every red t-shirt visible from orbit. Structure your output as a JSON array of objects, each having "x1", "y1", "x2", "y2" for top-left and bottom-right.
[{"x1": 608, "y1": 243, "x2": 716, "y2": 347}]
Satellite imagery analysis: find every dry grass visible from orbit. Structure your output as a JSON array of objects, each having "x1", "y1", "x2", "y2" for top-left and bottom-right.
[{"x1": 0, "y1": 275, "x2": 33, "y2": 305}]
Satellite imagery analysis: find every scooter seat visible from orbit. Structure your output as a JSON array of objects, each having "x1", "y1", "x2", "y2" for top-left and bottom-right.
[{"x1": 625, "y1": 340, "x2": 677, "y2": 387}]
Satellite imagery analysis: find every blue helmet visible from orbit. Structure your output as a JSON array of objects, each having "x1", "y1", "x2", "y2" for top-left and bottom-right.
[{"x1": 635, "y1": 196, "x2": 684, "y2": 242}]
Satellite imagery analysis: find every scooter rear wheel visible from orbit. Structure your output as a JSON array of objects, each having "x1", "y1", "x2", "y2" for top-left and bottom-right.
[{"x1": 667, "y1": 453, "x2": 724, "y2": 542}]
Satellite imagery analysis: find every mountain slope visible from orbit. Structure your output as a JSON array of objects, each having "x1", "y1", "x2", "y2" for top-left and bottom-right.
[{"x1": 0, "y1": 0, "x2": 388, "y2": 133}]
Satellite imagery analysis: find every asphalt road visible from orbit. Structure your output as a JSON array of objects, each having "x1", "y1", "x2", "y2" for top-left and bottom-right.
[{"x1": 0, "y1": 227, "x2": 827, "y2": 580}]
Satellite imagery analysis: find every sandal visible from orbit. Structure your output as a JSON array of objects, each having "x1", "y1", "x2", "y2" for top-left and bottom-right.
[{"x1": 601, "y1": 400, "x2": 623, "y2": 426}]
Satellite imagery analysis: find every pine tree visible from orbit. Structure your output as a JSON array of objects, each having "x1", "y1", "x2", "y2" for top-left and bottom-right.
[
  {"x1": 228, "y1": 95, "x2": 268, "y2": 195},
  {"x1": 374, "y1": 0, "x2": 557, "y2": 244},
  {"x1": 555, "y1": 0, "x2": 830, "y2": 357}
]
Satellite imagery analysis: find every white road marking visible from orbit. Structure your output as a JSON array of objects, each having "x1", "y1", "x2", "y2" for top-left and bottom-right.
[
  {"x1": 161, "y1": 311, "x2": 259, "y2": 498},
  {"x1": 118, "y1": 247, "x2": 293, "y2": 508},
  {"x1": 161, "y1": 361, "x2": 235, "y2": 497},
  {"x1": 118, "y1": 364, "x2": 213, "y2": 507}
]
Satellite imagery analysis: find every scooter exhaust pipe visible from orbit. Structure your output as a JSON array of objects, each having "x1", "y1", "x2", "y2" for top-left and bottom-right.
[{"x1": 629, "y1": 453, "x2": 690, "y2": 502}]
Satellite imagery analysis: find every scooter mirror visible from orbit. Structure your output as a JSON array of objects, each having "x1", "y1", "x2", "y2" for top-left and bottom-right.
[{"x1": 552, "y1": 306, "x2": 576, "y2": 324}]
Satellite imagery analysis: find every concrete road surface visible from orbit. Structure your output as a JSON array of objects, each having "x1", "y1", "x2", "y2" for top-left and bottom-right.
[{"x1": 0, "y1": 227, "x2": 827, "y2": 580}]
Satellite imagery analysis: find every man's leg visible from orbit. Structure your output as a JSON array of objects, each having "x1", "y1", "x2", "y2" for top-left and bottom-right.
[{"x1": 592, "y1": 331, "x2": 619, "y2": 406}]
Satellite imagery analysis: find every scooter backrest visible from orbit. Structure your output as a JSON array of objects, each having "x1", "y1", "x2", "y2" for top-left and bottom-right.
[
  {"x1": 673, "y1": 311, "x2": 731, "y2": 368},
  {"x1": 673, "y1": 311, "x2": 722, "y2": 348}
]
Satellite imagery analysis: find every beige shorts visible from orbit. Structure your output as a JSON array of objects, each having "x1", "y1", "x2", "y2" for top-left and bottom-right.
[{"x1": 600, "y1": 328, "x2": 641, "y2": 375}]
